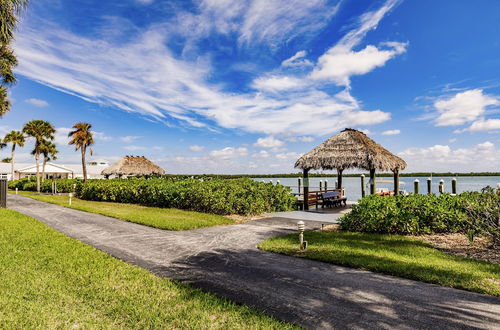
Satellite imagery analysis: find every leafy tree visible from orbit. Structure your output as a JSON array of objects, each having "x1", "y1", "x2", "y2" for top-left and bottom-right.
[
  {"x1": 1, "y1": 157, "x2": 11, "y2": 163},
  {"x1": 33, "y1": 139, "x2": 57, "y2": 182},
  {"x1": 0, "y1": 0, "x2": 29, "y2": 116},
  {"x1": 22, "y1": 120, "x2": 55, "y2": 192},
  {"x1": 3, "y1": 129, "x2": 24, "y2": 179},
  {"x1": 68, "y1": 122, "x2": 94, "y2": 181}
]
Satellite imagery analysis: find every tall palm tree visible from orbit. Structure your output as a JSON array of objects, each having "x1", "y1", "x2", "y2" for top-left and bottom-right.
[
  {"x1": 34, "y1": 140, "x2": 57, "y2": 182},
  {"x1": 3, "y1": 130, "x2": 24, "y2": 180},
  {"x1": 22, "y1": 120, "x2": 55, "y2": 192},
  {"x1": 0, "y1": 0, "x2": 29, "y2": 116},
  {"x1": 68, "y1": 122, "x2": 94, "y2": 181}
]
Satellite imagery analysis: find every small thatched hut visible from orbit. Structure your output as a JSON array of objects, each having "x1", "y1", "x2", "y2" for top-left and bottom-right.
[
  {"x1": 295, "y1": 128, "x2": 406, "y2": 208},
  {"x1": 101, "y1": 156, "x2": 165, "y2": 178}
]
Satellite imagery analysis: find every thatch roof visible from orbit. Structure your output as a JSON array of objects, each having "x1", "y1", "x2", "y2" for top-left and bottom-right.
[
  {"x1": 295, "y1": 128, "x2": 407, "y2": 171},
  {"x1": 101, "y1": 156, "x2": 165, "y2": 176}
]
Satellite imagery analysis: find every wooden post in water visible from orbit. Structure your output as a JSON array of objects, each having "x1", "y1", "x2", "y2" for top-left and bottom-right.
[
  {"x1": 303, "y1": 169, "x2": 309, "y2": 211},
  {"x1": 414, "y1": 179, "x2": 420, "y2": 194},
  {"x1": 297, "y1": 177, "x2": 302, "y2": 195},
  {"x1": 427, "y1": 178, "x2": 432, "y2": 195},
  {"x1": 439, "y1": 180, "x2": 444, "y2": 194},
  {"x1": 319, "y1": 180, "x2": 323, "y2": 192},
  {"x1": 451, "y1": 178, "x2": 457, "y2": 194},
  {"x1": 393, "y1": 169, "x2": 400, "y2": 195},
  {"x1": 0, "y1": 179, "x2": 7, "y2": 208},
  {"x1": 369, "y1": 169, "x2": 376, "y2": 195},
  {"x1": 324, "y1": 180, "x2": 328, "y2": 191},
  {"x1": 361, "y1": 174, "x2": 366, "y2": 198}
]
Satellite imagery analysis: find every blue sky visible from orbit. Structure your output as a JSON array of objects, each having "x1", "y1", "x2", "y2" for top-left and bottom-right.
[{"x1": 1, "y1": 0, "x2": 499, "y2": 173}]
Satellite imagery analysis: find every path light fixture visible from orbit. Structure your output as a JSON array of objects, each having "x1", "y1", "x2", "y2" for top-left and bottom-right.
[
  {"x1": 297, "y1": 221, "x2": 308, "y2": 250},
  {"x1": 69, "y1": 192, "x2": 73, "y2": 206}
]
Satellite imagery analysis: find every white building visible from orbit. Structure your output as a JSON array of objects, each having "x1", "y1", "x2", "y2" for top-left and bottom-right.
[{"x1": 0, "y1": 160, "x2": 110, "y2": 181}]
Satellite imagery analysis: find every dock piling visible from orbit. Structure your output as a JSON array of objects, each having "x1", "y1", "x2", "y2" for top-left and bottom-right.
[
  {"x1": 427, "y1": 178, "x2": 432, "y2": 195},
  {"x1": 414, "y1": 179, "x2": 420, "y2": 195}
]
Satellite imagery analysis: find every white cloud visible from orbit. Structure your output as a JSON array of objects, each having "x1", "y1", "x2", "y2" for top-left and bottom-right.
[
  {"x1": 14, "y1": 2, "x2": 394, "y2": 137},
  {"x1": 252, "y1": 76, "x2": 305, "y2": 92},
  {"x1": 252, "y1": 150, "x2": 269, "y2": 158},
  {"x1": 136, "y1": 0, "x2": 154, "y2": 4},
  {"x1": 209, "y1": 147, "x2": 248, "y2": 160},
  {"x1": 25, "y1": 98, "x2": 49, "y2": 107},
  {"x1": 276, "y1": 151, "x2": 302, "y2": 159},
  {"x1": 123, "y1": 145, "x2": 146, "y2": 151},
  {"x1": 189, "y1": 145, "x2": 205, "y2": 152},
  {"x1": 253, "y1": 136, "x2": 284, "y2": 148},
  {"x1": 287, "y1": 136, "x2": 314, "y2": 143},
  {"x1": 434, "y1": 89, "x2": 498, "y2": 126},
  {"x1": 281, "y1": 50, "x2": 312, "y2": 67},
  {"x1": 398, "y1": 141, "x2": 500, "y2": 172},
  {"x1": 311, "y1": 43, "x2": 407, "y2": 85},
  {"x1": 454, "y1": 118, "x2": 500, "y2": 133},
  {"x1": 93, "y1": 131, "x2": 112, "y2": 141},
  {"x1": 381, "y1": 129, "x2": 400, "y2": 135},
  {"x1": 120, "y1": 136, "x2": 140, "y2": 143},
  {"x1": 310, "y1": 0, "x2": 405, "y2": 85}
]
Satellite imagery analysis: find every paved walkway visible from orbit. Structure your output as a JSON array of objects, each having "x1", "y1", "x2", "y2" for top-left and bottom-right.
[{"x1": 8, "y1": 195, "x2": 500, "y2": 329}]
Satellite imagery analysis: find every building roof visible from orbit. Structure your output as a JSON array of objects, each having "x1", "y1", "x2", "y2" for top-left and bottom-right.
[
  {"x1": 101, "y1": 156, "x2": 165, "y2": 176},
  {"x1": 295, "y1": 128, "x2": 407, "y2": 172}
]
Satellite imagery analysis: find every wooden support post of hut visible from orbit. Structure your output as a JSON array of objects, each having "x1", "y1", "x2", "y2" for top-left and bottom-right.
[
  {"x1": 393, "y1": 169, "x2": 400, "y2": 195},
  {"x1": 294, "y1": 128, "x2": 406, "y2": 200},
  {"x1": 369, "y1": 168, "x2": 376, "y2": 195},
  {"x1": 303, "y1": 169, "x2": 309, "y2": 211}
]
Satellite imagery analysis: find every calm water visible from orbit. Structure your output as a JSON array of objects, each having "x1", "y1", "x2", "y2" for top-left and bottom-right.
[{"x1": 253, "y1": 176, "x2": 500, "y2": 201}]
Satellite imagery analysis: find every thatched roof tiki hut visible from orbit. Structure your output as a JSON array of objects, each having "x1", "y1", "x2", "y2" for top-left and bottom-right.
[
  {"x1": 295, "y1": 128, "x2": 406, "y2": 209},
  {"x1": 101, "y1": 156, "x2": 165, "y2": 178}
]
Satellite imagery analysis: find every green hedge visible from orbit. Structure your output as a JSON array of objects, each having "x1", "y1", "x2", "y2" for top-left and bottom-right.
[
  {"x1": 9, "y1": 178, "x2": 81, "y2": 193},
  {"x1": 339, "y1": 191, "x2": 500, "y2": 236},
  {"x1": 76, "y1": 178, "x2": 295, "y2": 215}
]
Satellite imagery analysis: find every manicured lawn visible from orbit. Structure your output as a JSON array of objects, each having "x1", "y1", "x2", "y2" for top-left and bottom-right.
[
  {"x1": 13, "y1": 191, "x2": 234, "y2": 230},
  {"x1": 259, "y1": 231, "x2": 500, "y2": 296},
  {"x1": 0, "y1": 209, "x2": 293, "y2": 328}
]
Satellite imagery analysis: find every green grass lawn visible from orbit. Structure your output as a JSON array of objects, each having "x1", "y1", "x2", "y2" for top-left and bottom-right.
[
  {"x1": 13, "y1": 191, "x2": 234, "y2": 230},
  {"x1": 259, "y1": 231, "x2": 500, "y2": 296},
  {"x1": 0, "y1": 209, "x2": 293, "y2": 328}
]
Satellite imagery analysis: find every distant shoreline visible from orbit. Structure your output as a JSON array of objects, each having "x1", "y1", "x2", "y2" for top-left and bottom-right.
[{"x1": 163, "y1": 172, "x2": 500, "y2": 179}]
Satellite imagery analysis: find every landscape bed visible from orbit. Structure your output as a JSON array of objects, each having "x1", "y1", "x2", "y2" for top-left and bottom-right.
[
  {"x1": 13, "y1": 191, "x2": 234, "y2": 231},
  {"x1": 259, "y1": 231, "x2": 500, "y2": 296},
  {"x1": 0, "y1": 209, "x2": 294, "y2": 328}
]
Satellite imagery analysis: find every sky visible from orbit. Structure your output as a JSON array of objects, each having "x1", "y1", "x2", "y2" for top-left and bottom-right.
[{"x1": 1, "y1": 0, "x2": 499, "y2": 174}]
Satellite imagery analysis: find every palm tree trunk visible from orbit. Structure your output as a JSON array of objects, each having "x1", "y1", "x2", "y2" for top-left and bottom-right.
[
  {"x1": 10, "y1": 144, "x2": 15, "y2": 180},
  {"x1": 81, "y1": 147, "x2": 87, "y2": 181},
  {"x1": 42, "y1": 156, "x2": 47, "y2": 183},
  {"x1": 35, "y1": 151, "x2": 40, "y2": 193}
]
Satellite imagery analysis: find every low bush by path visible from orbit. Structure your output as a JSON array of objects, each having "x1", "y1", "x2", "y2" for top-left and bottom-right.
[
  {"x1": 259, "y1": 231, "x2": 500, "y2": 296},
  {"x1": 16, "y1": 191, "x2": 234, "y2": 230},
  {"x1": 0, "y1": 209, "x2": 294, "y2": 328}
]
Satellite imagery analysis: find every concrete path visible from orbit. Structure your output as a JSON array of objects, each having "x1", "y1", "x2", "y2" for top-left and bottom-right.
[{"x1": 8, "y1": 194, "x2": 500, "y2": 329}]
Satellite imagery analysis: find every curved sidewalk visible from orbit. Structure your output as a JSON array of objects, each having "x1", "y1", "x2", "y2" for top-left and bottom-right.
[{"x1": 8, "y1": 194, "x2": 500, "y2": 329}]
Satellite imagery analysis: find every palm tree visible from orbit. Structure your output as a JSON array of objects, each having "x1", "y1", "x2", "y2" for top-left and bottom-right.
[
  {"x1": 22, "y1": 120, "x2": 55, "y2": 192},
  {"x1": 68, "y1": 122, "x2": 94, "y2": 181},
  {"x1": 34, "y1": 140, "x2": 57, "y2": 182},
  {"x1": 3, "y1": 130, "x2": 24, "y2": 180},
  {"x1": 0, "y1": 0, "x2": 29, "y2": 116}
]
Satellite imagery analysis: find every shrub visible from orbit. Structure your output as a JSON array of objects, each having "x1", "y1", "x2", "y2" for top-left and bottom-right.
[
  {"x1": 461, "y1": 188, "x2": 500, "y2": 247},
  {"x1": 339, "y1": 193, "x2": 480, "y2": 235},
  {"x1": 76, "y1": 178, "x2": 296, "y2": 215},
  {"x1": 9, "y1": 178, "x2": 82, "y2": 193}
]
